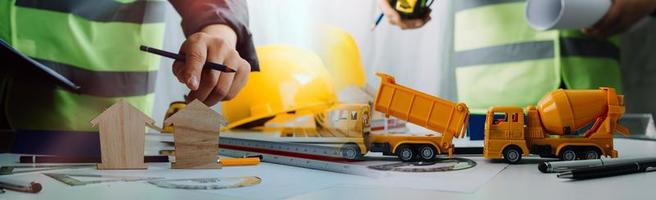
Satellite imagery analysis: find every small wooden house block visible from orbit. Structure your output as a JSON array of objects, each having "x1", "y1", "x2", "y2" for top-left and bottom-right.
[
  {"x1": 91, "y1": 100, "x2": 153, "y2": 170},
  {"x1": 165, "y1": 99, "x2": 225, "y2": 169}
]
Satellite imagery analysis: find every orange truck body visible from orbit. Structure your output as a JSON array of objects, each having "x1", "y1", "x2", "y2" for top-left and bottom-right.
[
  {"x1": 483, "y1": 88, "x2": 630, "y2": 163},
  {"x1": 363, "y1": 73, "x2": 469, "y2": 161}
]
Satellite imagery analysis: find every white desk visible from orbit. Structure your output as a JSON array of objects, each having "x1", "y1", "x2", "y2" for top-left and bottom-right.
[{"x1": 2, "y1": 138, "x2": 655, "y2": 200}]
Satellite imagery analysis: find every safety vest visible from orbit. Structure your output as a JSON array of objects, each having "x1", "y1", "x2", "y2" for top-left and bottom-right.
[
  {"x1": 1, "y1": 0, "x2": 166, "y2": 131},
  {"x1": 453, "y1": 0, "x2": 622, "y2": 114}
]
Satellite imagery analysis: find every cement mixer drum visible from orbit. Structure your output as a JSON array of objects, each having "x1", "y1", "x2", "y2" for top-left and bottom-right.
[{"x1": 536, "y1": 89, "x2": 618, "y2": 135}]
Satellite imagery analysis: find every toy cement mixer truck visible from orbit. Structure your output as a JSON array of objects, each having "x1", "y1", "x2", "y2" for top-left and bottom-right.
[{"x1": 483, "y1": 88, "x2": 630, "y2": 163}]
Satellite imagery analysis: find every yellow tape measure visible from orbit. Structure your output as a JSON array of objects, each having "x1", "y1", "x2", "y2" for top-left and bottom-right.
[{"x1": 391, "y1": 0, "x2": 434, "y2": 19}]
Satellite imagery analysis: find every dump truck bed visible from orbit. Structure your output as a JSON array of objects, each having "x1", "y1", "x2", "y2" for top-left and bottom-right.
[{"x1": 373, "y1": 73, "x2": 469, "y2": 144}]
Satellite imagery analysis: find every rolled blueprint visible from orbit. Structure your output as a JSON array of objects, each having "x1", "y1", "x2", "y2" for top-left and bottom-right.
[{"x1": 526, "y1": 0, "x2": 611, "y2": 30}]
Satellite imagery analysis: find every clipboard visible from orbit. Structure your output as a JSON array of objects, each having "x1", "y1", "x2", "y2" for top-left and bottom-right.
[{"x1": 0, "y1": 39, "x2": 80, "y2": 90}]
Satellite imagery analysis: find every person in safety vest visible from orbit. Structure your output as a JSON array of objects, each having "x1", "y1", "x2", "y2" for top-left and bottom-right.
[
  {"x1": 378, "y1": 0, "x2": 655, "y2": 109},
  {"x1": 0, "y1": 0, "x2": 257, "y2": 154},
  {"x1": 377, "y1": 0, "x2": 656, "y2": 138}
]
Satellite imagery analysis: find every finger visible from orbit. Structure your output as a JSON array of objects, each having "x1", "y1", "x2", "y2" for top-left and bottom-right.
[
  {"x1": 387, "y1": 15, "x2": 401, "y2": 26},
  {"x1": 172, "y1": 60, "x2": 185, "y2": 84},
  {"x1": 180, "y1": 33, "x2": 209, "y2": 90},
  {"x1": 401, "y1": 19, "x2": 427, "y2": 29},
  {"x1": 204, "y1": 75, "x2": 233, "y2": 106},
  {"x1": 581, "y1": 28, "x2": 592, "y2": 35},
  {"x1": 189, "y1": 36, "x2": 231, "y2": 102},
  {"x1": 187, "y1": 69, "x2": 220, "y2": 103},
  {"x1": 399, "y1": 23, "x2": 409, "y2": 30},
  {"x1": 411, "y1": 19, "x2": 425, "y2": 28},
  {"x1": 204, "y1": 53, "x2": 239, "y2": 105},
  {"x1": 223, "y1": 59, "x2": 251, "y2": 101},
  {"x1": 172, "y1": 43, "x2": 188, "y2": 83},
  {"x1": 207, "y1": 72, "x2": 234, "y2": 105},
  {"x1": 581, "y1": 27, "x2": 606, "y2": 39}
]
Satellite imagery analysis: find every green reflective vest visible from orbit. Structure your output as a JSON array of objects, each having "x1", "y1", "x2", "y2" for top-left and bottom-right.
[
  {"x1": 1, "y1": 0, "x2": 166, "y2": 131},
  {"x1": 453, "y1": 0, "x2": 623, "y2": 114}
]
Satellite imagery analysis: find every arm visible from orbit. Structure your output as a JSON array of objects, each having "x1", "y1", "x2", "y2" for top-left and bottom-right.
[
  {"x1": 169, "y1": 0, "x2": 258, "y2": 106},
  {"x1": 582, "y1": 0, "x2": 656, "y2": 38}
]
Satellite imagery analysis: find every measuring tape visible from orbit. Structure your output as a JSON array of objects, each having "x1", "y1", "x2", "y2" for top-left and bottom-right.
[
  {"x1": 215, "y1": 135, "x2": 377, "y2": 176},
  {"x1": 219, "y1": 137, "x2": 350, "y2": 161}
]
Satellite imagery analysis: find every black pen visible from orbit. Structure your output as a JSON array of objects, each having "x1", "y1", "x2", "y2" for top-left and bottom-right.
[
  {"x1": 139, "y1": 45, "x2": 235, "y2": 73},
  {"x1": 557, "y1": 161, "x2": 656, "y2": 180},
  {"x1": 539, "y1": 157, "x2": 656, "y2": 173}
]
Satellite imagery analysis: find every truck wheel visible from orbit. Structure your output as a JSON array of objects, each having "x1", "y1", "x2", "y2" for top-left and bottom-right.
[
  {"x1": 559, "y1": 148, "x2": 577, "y2": 161},
  {"x1": 502, "y1": 146, "x2": 522, "y2": 164},
  {"x1": 581, "y1": 148, "x2": 600, "y2": 160},
  {"x1": 396, "y1": 145, "x2": 415, "y2": 162},
  {"x1": 418, "y1": 145, "x2": 437, "y2": 161},
  {"x1": 340, "y1": 143, "x2": 362, "y2": 160}
]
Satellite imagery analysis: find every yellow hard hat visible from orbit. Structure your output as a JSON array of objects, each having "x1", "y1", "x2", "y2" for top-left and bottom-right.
[
  {"x1": 313, "y1": 26, "x2": 367, "y2": 91},
  {"x1": 221, "y1": 44, "x2": 337, "y2": 129}
]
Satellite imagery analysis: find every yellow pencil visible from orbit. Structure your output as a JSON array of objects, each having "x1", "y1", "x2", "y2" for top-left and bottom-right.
[{"x1": 219, "y1": 157, "x2": 261, "y2": 166}]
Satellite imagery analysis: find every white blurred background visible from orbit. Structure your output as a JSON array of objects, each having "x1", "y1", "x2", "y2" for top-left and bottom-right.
[
  {"x1": 152, "y1": 0, "x2": 456, "y2": 123},
  {"x1": 152, "y1": 0, "x2": 656, "y2": 126}
]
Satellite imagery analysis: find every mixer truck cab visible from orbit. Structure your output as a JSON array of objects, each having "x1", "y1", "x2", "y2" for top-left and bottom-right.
[
  {"x1": 484, "y1": 106, "x2": 531, "y2": 163},
  {"x1": 483, "y1": 88, "x2": 630, "y2": 164}
]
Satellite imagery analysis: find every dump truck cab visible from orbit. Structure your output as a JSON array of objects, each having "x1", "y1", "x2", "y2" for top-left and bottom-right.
[{"x1": 483, "y1": 106, "x2": 529, "y2": 163}]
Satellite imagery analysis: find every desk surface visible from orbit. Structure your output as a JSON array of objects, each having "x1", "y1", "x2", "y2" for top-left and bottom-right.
[{"x1": 1, "y1": 138, "x2": 656, "y2": 200}]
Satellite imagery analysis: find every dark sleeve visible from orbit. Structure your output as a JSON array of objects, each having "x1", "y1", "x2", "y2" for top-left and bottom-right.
[{"x1": 169, "y1": 0, "x2": 259, "y2": 71}]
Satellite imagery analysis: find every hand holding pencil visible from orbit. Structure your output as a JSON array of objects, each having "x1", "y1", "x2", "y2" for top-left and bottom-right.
[{"x1": 150, "y1": 24, "x2": 251, "y2": 106}]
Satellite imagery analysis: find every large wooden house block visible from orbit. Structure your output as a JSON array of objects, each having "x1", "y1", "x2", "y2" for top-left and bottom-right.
[
  {"x1": 165, "y1": 100, "x2": 225, "y2": 169},
  {"x1": 91, "y1": 100, "x2": 154, "y2": 170}
]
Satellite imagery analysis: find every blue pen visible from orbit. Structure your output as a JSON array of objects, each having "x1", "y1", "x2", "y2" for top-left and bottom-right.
[{"x1": 371, "y1": 13, "x2": 384, "y2": 30}]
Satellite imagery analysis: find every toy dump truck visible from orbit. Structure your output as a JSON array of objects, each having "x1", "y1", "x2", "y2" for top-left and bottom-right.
[
  {"x1": 483, "y1": 88, "x2": 629, "y2": 163},
  {"x1": 339, "y1": 73, "x2": 469, "y2": 161}
]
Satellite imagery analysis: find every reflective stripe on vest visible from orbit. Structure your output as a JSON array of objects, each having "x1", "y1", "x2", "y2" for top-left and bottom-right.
[
  {"x1": 453, "y1": 0, "x2": 622, "y2": 113},
  {"x1": 1, "y1": 0, "x2": 166, "y2": 131}
]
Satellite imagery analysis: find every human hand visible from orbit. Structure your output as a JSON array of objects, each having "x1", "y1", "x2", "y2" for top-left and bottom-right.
[
  {"x1": 582, "y1": 0, "x2": 656, "y2": 38},
  {"x1": 377, "y1": 0, "x2": 431, "y2": 30},
  {"x1": 173, "y1": 24, "x2": 251, "y2": 106}
]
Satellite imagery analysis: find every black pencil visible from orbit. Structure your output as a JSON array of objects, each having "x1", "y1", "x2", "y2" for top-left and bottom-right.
[{"x1": 140, "y1": 45, "x2": 235, "y2": 73}]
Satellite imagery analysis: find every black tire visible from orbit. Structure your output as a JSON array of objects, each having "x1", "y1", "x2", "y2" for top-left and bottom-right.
[
  {"x1": 580, "y1": 148, "x2": 600, "y2": 160},
  {"x1": 340, "y1": 143, "x2": 362, "y2": 160},
  {"x1": 418, "y1": 145, "x2": 437, "y2": 161},
  {"x1": 502, "y1": 146, "x2": 522, "y2": 164},
  {"x1": 396, "y1": 145, "x2": 416, "y2": 162},
  {"x1": 559, "y1": 148, "x2": 577, "y2": 161}
]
